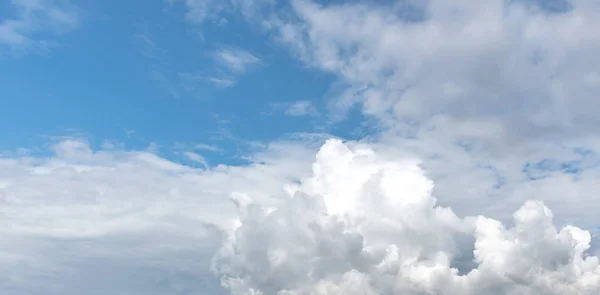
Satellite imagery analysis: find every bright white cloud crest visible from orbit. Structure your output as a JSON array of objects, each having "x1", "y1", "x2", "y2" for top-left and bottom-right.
[{"x1": 213, "y1": 139, "x2": 600, "y2": 295}]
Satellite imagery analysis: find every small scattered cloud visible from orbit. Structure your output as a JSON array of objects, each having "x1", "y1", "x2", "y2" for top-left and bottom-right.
[
  {"x1": 134, "y1": 33, "x2": 166, "y2": 61},
  {"x1": 168, "y1": 0, "x2": 228, "y2": 24},
  {"x1": 206, "y1": 76, "x2": 235, "y2": 88},
  {"x1": 125, "y1": 129, "x2": 136, "y2": 137},
  {"x1": 214, "y1": 47, "x2": 260, "y2": 74},
  {"x1": 195, "y1": 143, "x2": 222, "y2": 152},
  {"x1": 284, "y1": 100, "x2": 319, "y2": 117},
  {"x1": 134, "y1": 32, "x2": 183, "y2": 99},
  {"x1": 178, "y1": 47, "x2": 261, "y2": 89},
  {"x1": 269, "y1": 100, "x2": 320, "y2": 117},
  {"x1": 153, "y1": 3, "x2": 264, "y2": 92},
  {"x1": 148, "y1": 70, "x2": 181, "y2": 99},
  {"x1": 170, "y1": 0, "x2": 274, "y2": 25},
  {"x1": 179, "y1": 72, "x2": 236, "y2": 89},
  {"x1": 0, "y1": 0, "x2": 81, "y2": 54},
  {"x1": 183, "y1": 151, "x2": 208, "y2": 168}
]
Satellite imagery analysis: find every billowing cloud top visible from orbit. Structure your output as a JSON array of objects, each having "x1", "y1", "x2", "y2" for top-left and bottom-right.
[{"x1": 213, "y1": 139, "x2": 600, "y2": 295}]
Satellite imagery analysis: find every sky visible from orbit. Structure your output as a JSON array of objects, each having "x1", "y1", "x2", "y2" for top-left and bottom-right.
[{"x1": 1, "y1": 0, "x2": 600, "y2": 294}]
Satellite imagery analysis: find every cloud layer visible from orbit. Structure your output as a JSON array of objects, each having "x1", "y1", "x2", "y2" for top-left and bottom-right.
[
  {"x1": 272, "y1": 0, "x2": 600, "y2": 139},
  {"x1": 214, "y1": 139, "x2": 600, "y2": 295},
  {"x1": 0, "y1": 138, "x2": 320, "y2": 294}
]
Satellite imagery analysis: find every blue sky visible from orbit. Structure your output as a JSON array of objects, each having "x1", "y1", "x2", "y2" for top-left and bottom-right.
[
  {"x1": 1, "y1": 0, "x2": 366, "y2": 164},
  {"x1": 1, "y1": 1, "x2": 600, "y2": 294}
]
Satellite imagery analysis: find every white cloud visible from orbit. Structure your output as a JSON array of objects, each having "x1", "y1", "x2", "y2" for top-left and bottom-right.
[
  {"x1": 183, "y1": 151, "x2": 208, "y2": 168},
  {"x1": 195, "y1": 143, "x2": 222, "y2": 152},
  {"x1": 169, "y1": 1, "x2": 267, "y2": 89},
  {"x1": 272, "y1": 0, "x2": 600, "y2": 139},
  {"x1": 178, "y1": 72, "x2": 236, "y2": 90},
  {"x1": 213, "y1": 139, "x2": 600, "y2": 295},
  {"x1": 183, "y1": 47, "x2": 261, "y2": 88},
  {"x1": 172, "y1": 0, "x2": 276, "y2": 24},
  {"x1": 282, "y1": 100, "x2": 320, "y2": 117},
  {"x1": 177, "y1": 49, "x2": 258, "y2": 89},
  {"x1": 0, "y1": 0, "x2": 80, "y2": 53},
  {"x1": 214, "y1": 47, "x2": 260, "y2": 74},
  {"x1": 170, "y1": 0, "x2": 228, "y2": 24},
  {"x1": 207, "y1": 76, "x2": 236, "y2": 88},
  {"x1": 235, "y1": 0, "x2": 600, "y2": 241},
  {"x1": 2, "y1": 138, "x2": 599, "y2": 294},
  {"x1": 0, "y1": 138, "x2": 322, "y2": 294}
]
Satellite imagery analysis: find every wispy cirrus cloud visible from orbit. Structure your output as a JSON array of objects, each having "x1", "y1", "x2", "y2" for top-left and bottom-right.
[
  {"x1": 199, "y1": 47, "x2": 261, "y2": 88},
  {"x1": 166, "y1": 1, "x2": 265, "y2": 89},
  {"x1": 169, "y1": 0, "x2": 275, "y2": 24},
  {"x1": 214, "y1": 47, "x2": 260, "y2": 74},
  {"x1": 0, "y1": 0, "x2": 81, "y2": 54},
  {"x1": 177, "y1": 72, "x2": 236, "y2": 91},
  {"x1": 284, "y1": 100, "x2": 319, "y2": 117},
  {"x1": 195, "y1": 143, "x2": 222, "y2": 152},
  {"x1": 133, "y1": 33, "x2": 166, "y2": 61},
  {"x1": 268, "y1": 100, "x2": 320, "y2": 117},
  {"x1": 205, "y1": 76, "x2": 236, "y2": 88},
  {"x1": 168, "y1": 0, "x2": 227, "y2": 24},
  {"x1": 183, "y1": 151, "x2": 208, "y2": 168},
  {"x1": 148, "y1": 70, "x2": 181, "y2": 99},
  {"x1": 133, "y1": 31, "x2": 182, "y2": 99}
]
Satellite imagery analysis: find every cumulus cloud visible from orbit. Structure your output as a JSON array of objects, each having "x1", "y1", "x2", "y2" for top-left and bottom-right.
[{"x1": 213, "y1": 139, "x2": 600, "y2": 295}]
